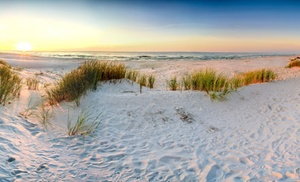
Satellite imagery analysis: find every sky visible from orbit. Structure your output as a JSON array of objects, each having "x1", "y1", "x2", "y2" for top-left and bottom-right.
[{"x1": 0, "y1": 0, "x2": 300, "y2": 52}]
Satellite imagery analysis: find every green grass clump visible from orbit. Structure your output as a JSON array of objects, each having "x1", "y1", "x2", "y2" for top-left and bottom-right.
[
  {"x1": 104, "y1": 62, "x2": 126, "y2": 80},
  {"x1": 0, "y1": 66, "x2": 22, "y2": 105},
  {"x1": 79, "y1": 61, "x2": 126, "y2": 89},
  {"x1": 77, "y1": 61, "x2": 103, "y2": 90},
  {"x1": 79, "y1": 60, "x2": 127, "y2": 83},
  {"x1": 46, "y1": 61, "x2": 127, "y2": 106},
  {"x1": 138, "y1": 74, "x2": 147, "y2": 93},
  {"x1": 188, "y1": 69, "x2": 230, "y2": 101},
  {"x1": 166, "y1": 69, "x2": 230, "y2": 99},
  {"x1": 166, "y1": 68, "x2": 276, "y2": 101},
  {"x1": 229, "y1": 69, "x2": 276, "y2": 89},
  {"x1": 189, "y1": 69, "x2": 229, "y2": 94},
  {"x1": 287, "y1": 59, "x2": 300, "y2": 68},
  {"x1": 181, "y1": 74, "x2": 192, "y2": 90},
  {"x1": 67, "y1": 110, "x2": 101, "y2": 136},
  {"x1": 229, "y1": 75, "x2": 245, "y2": 91},
  {"x1": 46, "y1": 69, "x2": 87, "y2": 106},
  {"x1": 168, "y1": 76, "x2": 179, "y2": 91},
  {"x1": 126, "y1": 71, "x2": 155, "y2": 89},
  {"x1": 242, "y1": 69, "x2": 276, "y2": 85},
  {"x1": 147, "y1": 74, "x2": 155, "y2": 89},
  {"x1": 27, "y1": 77, "x2": 39, "y2": 90},
  {"x1": 125, "y1": 69, "x2": 140, "y2": 85},
  {"x1": 37, "y1": 104, "x2": 53, "y2": 128}
]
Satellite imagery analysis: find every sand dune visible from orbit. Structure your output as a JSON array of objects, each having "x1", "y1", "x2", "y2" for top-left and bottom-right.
[{"x1": 0, "y1": 56, "x2": 300, "y2": 181}]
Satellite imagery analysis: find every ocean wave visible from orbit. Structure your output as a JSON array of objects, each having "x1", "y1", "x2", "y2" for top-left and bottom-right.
[{"x1": 0, "y1": 51, "x2": 297, "y2": 62}]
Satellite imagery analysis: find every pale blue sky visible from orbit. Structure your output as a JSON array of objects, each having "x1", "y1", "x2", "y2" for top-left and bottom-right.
[{"x1": 1, "y1": 0, "x2": 300, "y2": 52}]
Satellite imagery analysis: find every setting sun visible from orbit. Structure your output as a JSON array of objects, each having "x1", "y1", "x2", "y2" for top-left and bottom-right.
[{"x1": 16, "y1": 42, "x2": 32, "y2": 51}]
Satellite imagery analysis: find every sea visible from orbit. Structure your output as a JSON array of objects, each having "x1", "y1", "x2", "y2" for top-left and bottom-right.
[{"x1": 0, "y1": 51, "x2": 297, "y2": 62}]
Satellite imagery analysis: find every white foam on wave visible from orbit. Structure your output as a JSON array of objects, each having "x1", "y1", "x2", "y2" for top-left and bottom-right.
[{"x1": 0, "y1": 51, "x2": 297, "y2": 63}]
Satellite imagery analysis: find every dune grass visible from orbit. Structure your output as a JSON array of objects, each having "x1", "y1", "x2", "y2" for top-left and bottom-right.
[
  {"x1": 181, "y1": 74, "x2": 192, "y2": 90},
  {"x1": 168, "y1": 76, "x2": 179, "y2": 91},
  {"x1": 67, "y1": 110, "x2": 101, "y2": 136},
  {"x1": 37, "y1": 104, "x2": 53, "y2": 127},
  {"x1": 229, "y1": 69, "x2": 276, "y2": 89},
  {"x1": 126, "y1": 71, "x2": 155, "y2": 91},
  {"x1": 126, "y1": 69, "x2": 140, "y2": 87},
  {"x1": 229, "y1": 75, "x2": 245, "y2": 91},
  {"x1": 46, "y1": 69, "x2": 87, "y2": 106},
  {"x1": 46, "y1": 61, "x2": 128, "y2": 106},
  {"x1": 287, "y1": 59, "x2": 300, "y2": 68},
  {"x1": 242, "y1": 69, "x2": 276, "y2": 85},
  {"x1": 138, "y1": 74, "x2": 147, "y2": 93},
  {"x1": 188, "y1": 69, "x2": 230, "y2": 101},
  {"x1": 174, "y1": 69, "x2": 229, "y2": 94},
  {"x1": 125, "y1": 69, "x2": 140, "y2": 83},
  {"x1": 0, "y1": 65, "x2": 22, "y2": 105},
  {"x1": 47, "y1": 61, "x2": 156, "y2": 105},
  {"x1": 166, "y1": 68, "x2": 277, "y2": 100},
  {"x1": 79, "y1": 61, "x2": 127, "y2": 89},
  {"x1": 190, "y1": 69, "x2": 229, "y2": 94},
  {"x1": 77, "y1": 61, "x2": 104, "y2": 90},
  {"x1": 147, "y1": 74, "x2": 155, "y2": 89},
  {"x1": 27, "y1": 77, "x2": 39, "y2": 90}
]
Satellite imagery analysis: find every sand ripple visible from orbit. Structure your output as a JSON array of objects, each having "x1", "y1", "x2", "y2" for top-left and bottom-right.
[{"x1": 0, "y1": 78, "x2": 300, "y2": 181}]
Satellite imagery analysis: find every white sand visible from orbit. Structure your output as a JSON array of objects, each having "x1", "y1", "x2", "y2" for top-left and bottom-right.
[{"x1": 1, "y1": 55, "x2": 300, "y2": 181}]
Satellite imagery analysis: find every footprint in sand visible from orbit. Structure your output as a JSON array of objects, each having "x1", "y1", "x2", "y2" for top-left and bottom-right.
[{"x1": 175, "y1": 108, "x2": 194, "y2": 124}]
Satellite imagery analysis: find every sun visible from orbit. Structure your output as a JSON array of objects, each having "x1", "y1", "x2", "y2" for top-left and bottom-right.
[{"x1": 16, "y1": 42, "x2": 32, "y2": 51}]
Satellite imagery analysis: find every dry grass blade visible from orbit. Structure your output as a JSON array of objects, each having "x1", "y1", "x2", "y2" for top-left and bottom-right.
[
  {"x1": 242, "y1": 69, "x2": 276, "y2": 85},
  {"x1": 147, "y1": 74, "x2": 155, "y2": 89},
  {"x1": 67, "y1": 110, "x2": 101, "y2": 136},
  {"x1": 126, "y1": 69, "x2": 140, "y2": 83},
  {"x1": 181, "y1": 74, "x2": 192, "y2": 90},
  {"x1": 36, "y1": 104, "x2": 53, "y2": 128},
  {"x1": 138, "y1": 74, "x2": 147, "y2": 93},
  {"x1": 0, "y1": 65, "x2": 22, "y2": 105},
  {"x1": 287, "y1": 58, "x2": 300, "y2": 68},
  {"x1": 27, "y1": 77, "x2": 39, "y2": 90},
  {"x1": 19, "y1": 96, "x2": 40, "y2": 119},
  {"x1": 168, "y1": 76, "x2": 179, "y2": 91}
]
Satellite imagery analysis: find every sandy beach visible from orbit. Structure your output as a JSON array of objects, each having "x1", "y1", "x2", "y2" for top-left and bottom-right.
[{"x1": 0, "y1": 54, "x2": 299, "y2": 181}]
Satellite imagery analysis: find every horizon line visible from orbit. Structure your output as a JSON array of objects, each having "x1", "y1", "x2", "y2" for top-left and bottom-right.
[{"x1": 0, "y1": 50, "x2": 299, "y2": 54}]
